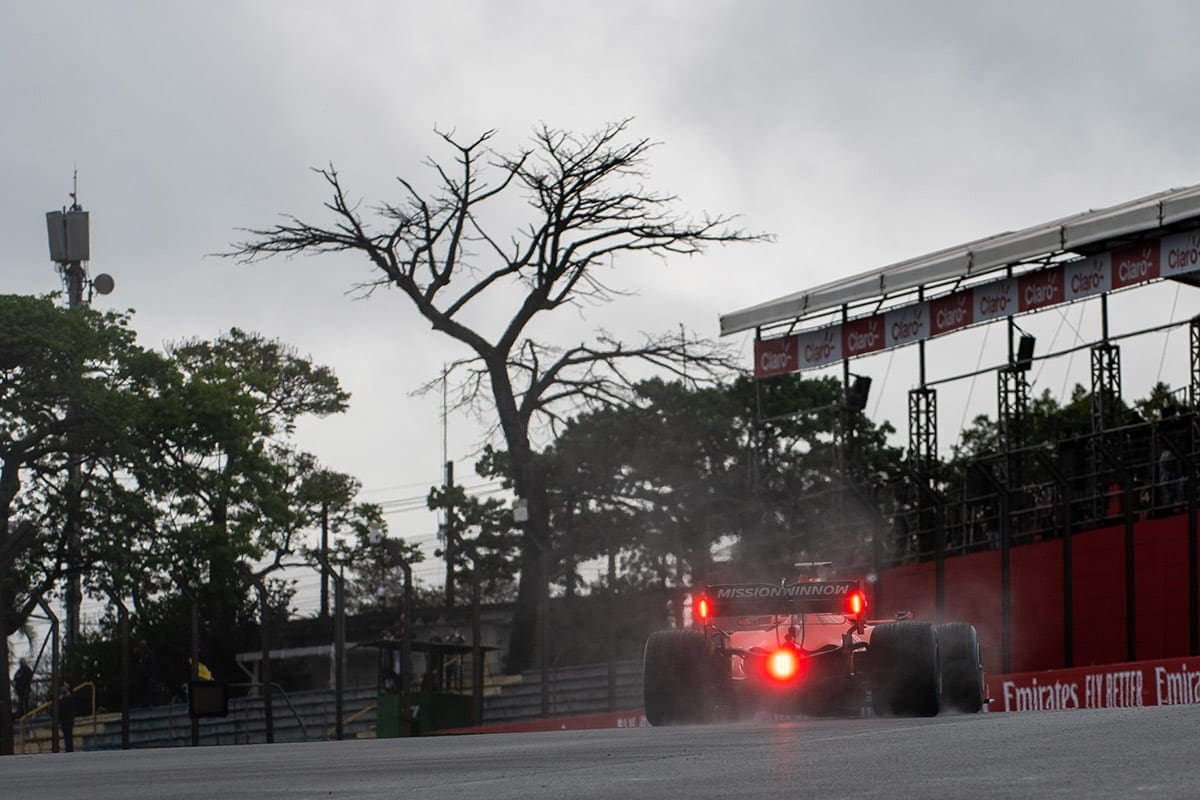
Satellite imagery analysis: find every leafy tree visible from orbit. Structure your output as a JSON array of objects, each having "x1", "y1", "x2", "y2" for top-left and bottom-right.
[
  {"x1": 228, "y1": 121, "x2": 764, "y2": 672},
  {"x1": 501, "y1": 375, "x2": 903, "y2": 615},
  {"x1": 0, "y1": 294, "x2": 168, "y2": 754},
  {"x1": 426, "y1": 467, "x2": 522, "y2": 605},
  {"x1": 140, "y1": 329, "x2": 349, "y2": 677}
]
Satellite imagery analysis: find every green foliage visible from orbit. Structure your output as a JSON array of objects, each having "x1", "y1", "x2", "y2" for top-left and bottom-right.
[
  {"x1": 475, "y1": 374, "x2": 906, "y2": 599},
  {"x1": 1, "y1": 300, "x2": 387, "y2": 701},
  {"x1": 1, "y1": 295, "x2": 168, "y2": 631},
  {"x1": 425, "y1": 476, "x2": 522, "y2": 604}
]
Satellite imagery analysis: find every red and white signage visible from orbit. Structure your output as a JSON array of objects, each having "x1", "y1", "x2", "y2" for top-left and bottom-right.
[
  {"x1": 754, "y1": 335, "x2": 800, "y2": 378},
  {"x1": 1018, "y1": 266, "x2": 1064, "y2": 313},
  {"x1": 1064, "y1": 253, "x2": 1110, "y2": 301},
  {"x1": 974, "y1": 277, "x2": 1017, "y2": 323},
  {"x1": 1111, "y1": 242, "x2": 1160, "y2": 289},
  {"x1": 929, "y1": 292, "x2": 973, "y2": 336},
  {"x1": 753, "y1": 231, "x2": 1188, "y2": 379},
  {"x1": 989, "y1": 655, "x2": 1200, "y2": 713},
  {"x1": 885, "y1": 303, "x2": 927, "y2": 348},
  {"x1": 796, "y1": 326, "x2": 842, "y2": 369},
  {"x1": 1160, "y1": 231, "x2": 1200, "y2": 279},
  {"x1": 842, "y1": 314, "x2": 886, "y2": 358}
]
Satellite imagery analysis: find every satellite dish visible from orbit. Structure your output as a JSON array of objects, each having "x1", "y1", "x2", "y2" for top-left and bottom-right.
[{"x1": 91, "y1": 273, "x2": 115, "y2": 295}]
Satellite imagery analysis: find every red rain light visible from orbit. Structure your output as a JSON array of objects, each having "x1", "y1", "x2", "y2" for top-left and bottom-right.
[
  {"x1": 767, "y1": 648, "x2": 799, "y2": 681},
  {"x1": 845, "y1": 590, "x2": 866, "y2": 616},
  {"x1": 695, "y1": 595, "x2": 712, "y2": 623}
]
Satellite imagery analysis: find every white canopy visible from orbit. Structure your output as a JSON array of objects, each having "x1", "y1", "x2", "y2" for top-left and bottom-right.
[{"x1": 720, "y1": 184, "x2": 1200, "y2": 336}]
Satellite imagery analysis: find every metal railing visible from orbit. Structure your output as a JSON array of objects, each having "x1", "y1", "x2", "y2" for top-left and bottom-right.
[
  {"x1": 17, "y1": 681, "x2": 99, "y2": 754},
  {"x1": 889, "y1": 414, "x2": 1197, "y2": 565}
]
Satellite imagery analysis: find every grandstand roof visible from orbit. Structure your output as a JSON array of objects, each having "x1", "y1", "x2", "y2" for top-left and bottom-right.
[{"x1": 720, "y1": 183, "x2": 1200, "y2": 337}]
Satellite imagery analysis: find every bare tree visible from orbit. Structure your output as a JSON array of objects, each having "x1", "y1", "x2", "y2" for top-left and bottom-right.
[{"x1": 229, "y1": 121, "x2": 765, "y2": 672}]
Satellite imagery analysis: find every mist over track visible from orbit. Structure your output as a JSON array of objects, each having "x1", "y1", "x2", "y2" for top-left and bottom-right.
[{"x1": 7, "y1": 704, "x2": 1197, "y2": 799}]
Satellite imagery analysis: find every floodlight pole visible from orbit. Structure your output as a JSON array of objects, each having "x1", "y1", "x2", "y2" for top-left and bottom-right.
[
  {"x1": 243, "y1": 568, "x2": 276, "y2": 744},
  {"x1": 398, "y1": 557, "x2": 414, "y2": 736},
  {"x1": 446, "y1": 525, "x2": 486, "y2": 724},
  {"x1": 190, "y1": 597, "x2": 200, "y2": 746},
  {"x1": 37, "y1": 599, "x2": 60, "y2": 753}
]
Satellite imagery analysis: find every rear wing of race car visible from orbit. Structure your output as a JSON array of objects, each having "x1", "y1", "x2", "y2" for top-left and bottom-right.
[{"x1": 695, "y1": 580, "x2": 866, "y2": 621}]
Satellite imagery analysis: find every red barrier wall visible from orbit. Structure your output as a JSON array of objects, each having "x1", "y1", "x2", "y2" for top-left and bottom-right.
[
  {"x1": 1133, "y1": 516, "x2": 1190, "y2": 659},
  {"x1": 878, "y1": 512, "x2": 1198, "y2": 674},
  {"x1": 1009, "y1": 539, "x2": 1063, "y2": 672},
  {"x1": 944, "y1": 550, "x2": 1001, "y2": 673},
  {"x1": 1071, "y1": 524, "x2": 1126, "y2": 667}
]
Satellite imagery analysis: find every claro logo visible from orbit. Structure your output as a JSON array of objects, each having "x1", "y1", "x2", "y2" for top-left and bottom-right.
[
  {"x1": 803, "y1": 331, "x2": 837, "y2": 363},
  {"x1": 758, "y1": 340, "x2": 794, "y2": 373},
  {"x1": 1023, "y1": 277, "x2": 1060, "y2": 307},
  {"x1": 1071, "y1": 269, "x2": 1104, "y2": 294},
  {"x1": 1119, "y1": 256, "x2": 1153, "y2": 282},
  {"x1": 935, "y1": 302, "x2": 968, "y2": 331},
  {"x1": 978, "y1": 283, "x2": 1012, "y2": 316},
  {"x1": 1108, "y1": 247, "x2": 1156, "y2": 287},
  {"x1": 891, "y1": 310, "x2": 923, "y2": 341},
  {"x1": 1167, "y1": 237, "x2": 1200, "y2": 272},
  {"x1": 846, "y1": 320, "x2": 880, "y2": 353}
]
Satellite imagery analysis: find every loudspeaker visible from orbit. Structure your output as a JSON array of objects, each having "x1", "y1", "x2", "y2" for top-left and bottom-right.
[
  {"x1": 188, "y1": 681, "x2": 228, "y2": 718},
  {"x1": 847, "y1": 375, "x2": 872, "y2": 412},
  {"x1": 1015, "y1": 334, "x2": 1036, "y2": 372}
]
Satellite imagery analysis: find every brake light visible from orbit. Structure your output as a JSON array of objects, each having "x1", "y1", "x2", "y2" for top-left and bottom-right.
[
  {"x1": 767, "y1": 648, "x2": 800, "y2": 681},
  {"x1": 695, "y1": 595, "x2": 713, "y2": 623},
  {"x1": 845, "y1": 590, "x2": 866, "y2": 616}
]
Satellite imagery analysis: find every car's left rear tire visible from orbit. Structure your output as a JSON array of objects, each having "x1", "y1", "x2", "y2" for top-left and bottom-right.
[{"x1": 643, "y1": 629, "x2": 721, "y2": 726}]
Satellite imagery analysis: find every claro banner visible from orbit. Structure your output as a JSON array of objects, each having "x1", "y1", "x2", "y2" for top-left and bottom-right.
[
  {"x1": 989, "y1": 655, "x2": 1200, "y2": 713},
  {"x1": 753, "y1": 230, "x2": 1200, "y2": 378}
]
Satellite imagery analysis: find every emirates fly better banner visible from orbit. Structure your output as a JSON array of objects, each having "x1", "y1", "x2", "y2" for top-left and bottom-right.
[
  {"x1": 989, "y1": 655, "x2": 1200, "y2": 713},
  {"x1": 753, "y1": 230, "x2": 1200, "y2": 378}
]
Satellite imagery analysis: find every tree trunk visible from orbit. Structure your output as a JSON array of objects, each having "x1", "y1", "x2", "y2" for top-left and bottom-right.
[
  {"x1": 0, "y1": 581, "x2": 12, "y2": 756},
  {"x1": 506, "y1": 524, "x2": 544, "y2": 674},
  {"x1": 489, "y1": 365, "x2": 548, "y2": 675}
]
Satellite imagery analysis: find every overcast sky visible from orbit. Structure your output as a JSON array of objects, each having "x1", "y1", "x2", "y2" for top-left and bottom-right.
[{"x1": 5, "y1": 1, "x2": 1200, "y2": 612}]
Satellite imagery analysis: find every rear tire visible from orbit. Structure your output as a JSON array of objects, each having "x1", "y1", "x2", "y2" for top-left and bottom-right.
[
  {"x1": 869, "y1": 621, "x2": 941, "y2": 717},
  {"x1": 643, "y1": 629, "x2": 720, "y2": 726},
  {"x1": 935, "y1": 622, "x2": 985, "y2": 713}
]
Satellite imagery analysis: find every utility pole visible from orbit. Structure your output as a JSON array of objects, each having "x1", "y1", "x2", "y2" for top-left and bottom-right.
[
  {"x1": 441, "y1": 365, "x2": 457, "y2": 607},
  {"x1": 319, "y1": 500, "x2": 330, "y2": 618},
  {"x1": 443, "y1": 460, "x2": 456, "y2": 607}
]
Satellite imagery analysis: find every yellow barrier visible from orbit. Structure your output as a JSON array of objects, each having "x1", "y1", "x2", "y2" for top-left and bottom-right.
[{"x1": 326, "y1": 700, "x2": 377, "y2": 740}]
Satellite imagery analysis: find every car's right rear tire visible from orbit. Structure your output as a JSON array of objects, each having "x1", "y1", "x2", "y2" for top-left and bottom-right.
[
  {"x1": 935, "y1": 622, "x2": 985, "y2": 713},
  {"x1": 869, "y1": 621, "x2": 941, "y2": 717},
  {"x1": 643, "y1": 629, "x2": 719, "y2": 726}
]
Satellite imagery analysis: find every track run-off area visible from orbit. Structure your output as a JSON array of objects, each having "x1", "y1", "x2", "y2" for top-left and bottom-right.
[{"x1": 7, "y1": 703, "x2": 1199, "y2": 800}]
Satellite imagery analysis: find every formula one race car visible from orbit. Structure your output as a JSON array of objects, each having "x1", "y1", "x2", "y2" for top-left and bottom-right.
[{"x1": 642, "y1": 574, "x2": 985, "y2": 724}]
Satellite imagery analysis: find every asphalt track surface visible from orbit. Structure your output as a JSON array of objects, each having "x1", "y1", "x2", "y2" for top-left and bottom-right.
[{"x1": 6, "y1": 705, "x2": 1199, "y2": 799}]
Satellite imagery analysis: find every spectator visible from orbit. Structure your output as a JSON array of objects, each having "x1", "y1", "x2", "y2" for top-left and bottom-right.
[
  {"x1": 57, "y1": 680, "x2": 75, "y2": 752},
  {"x1": 423, "y1": 628, "x2": 443, "y2": 691},
  {"x1": 1158, "y1": 445, "x2": 1183, "y2": 511},
  {"x1": 13, "y1": 657, "x2": 33, "y2": 717},
  {"x1": 133, "y1": 640, "x2": 158, "y2": 707},
  {"x1": 446, "y1": 626, "x2": 466, "y2": 688}
]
